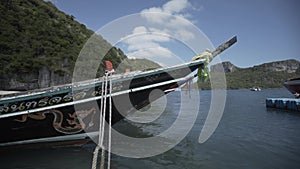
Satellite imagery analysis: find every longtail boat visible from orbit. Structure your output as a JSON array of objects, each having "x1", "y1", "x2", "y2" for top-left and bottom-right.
[{"x1": 0, "y1": 36, "x2": 237, "y2": 147}]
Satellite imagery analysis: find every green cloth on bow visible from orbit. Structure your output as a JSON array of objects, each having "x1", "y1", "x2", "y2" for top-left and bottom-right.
[
  {"x1": 193, "y1": 50, "x2": 212, "y2": 82},
  {"x1": 198, "y1": 64, "x2": 209, "y2": 82}
]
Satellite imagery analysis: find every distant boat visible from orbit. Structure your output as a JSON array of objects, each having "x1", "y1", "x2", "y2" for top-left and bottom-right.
[
  {"x1": 250, "y1": 87, "x2": 261, "y2": 91},
  {"x1": 0, "y1": 36, "x2": 237, "y2": 147},
  {"x1": 283, "y1": 77, "x2": 300, "y2": 98}
]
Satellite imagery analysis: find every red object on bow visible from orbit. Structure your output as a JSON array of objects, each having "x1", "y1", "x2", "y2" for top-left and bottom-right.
[{"x1": 105, "y1": 61, "x2": 113, "y2": 71}]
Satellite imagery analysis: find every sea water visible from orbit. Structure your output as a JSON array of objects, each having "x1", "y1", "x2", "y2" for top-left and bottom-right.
[{"x1": 1, "y1": 89, "x2": 300, "y2": 169}]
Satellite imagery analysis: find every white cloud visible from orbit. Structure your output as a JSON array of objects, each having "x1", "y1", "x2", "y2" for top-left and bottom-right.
[
  {"x1": 127, "y1": 47, "x2": 174, "y2": 66},
  {"x1": 125, "y1": 26, "x2": 170, "y2": 44},
  {"x1": 141, "y1": 0, "x2": 190, "y2": 15},
  {"x1": 139, "y1": 0, "x2": 196, "y2": 42},
  {"x1": 120, "y1": 0, "x2": 198, "y2": 66},
  {"x1": 140, "y1": 0, "x2": 191, "y2": 27},
  {"x1": 162, "y1": 0, "x2": 190, "y2": 14},
  {"x1": 175, "y1": 29, "x2": 195, "y2": 41},
  {"x1": 122, "y1": 26, "x2": 172, "y2": 58},
  {"x1": 127, "y1": 46, "x2": 173, "y2": 59}
]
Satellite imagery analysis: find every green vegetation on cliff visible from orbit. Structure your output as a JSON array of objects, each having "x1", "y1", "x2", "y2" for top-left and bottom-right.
[
  {"x1": 0, "y1": 0, "x2": 160, "y2": 90},
  {"x1": 198, "y1": 59, "x2": 300, "y2": 90},
  {"x1": 0, "y1": 0, "x2": 94, "y2": 75}
]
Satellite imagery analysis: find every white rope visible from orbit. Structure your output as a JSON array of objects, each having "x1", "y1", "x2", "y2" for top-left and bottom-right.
[
  {"x1": 91, "y1": 74, "x2": 106, "y2": 169},
  {"x1": 100, "y1": 73, "x2": 108, "y2": 147},
  {"x1": 100, "y1": 73, "x2": 108, "y2": 169},
  {"x1": 91, "y1": 72, "x2": 113, "y2": 169},
  {"x1": 100, "y1": 148, "x2": 105, "y2": 169},
  {"x1": 91, "y1": 145, "x2": 100, "y2": 169},
  {"x1": 107, "y1": 72, "x2": 112, "y2": 169},
  {"x1": 98, "y1": 75, "x2": 105, "y2": 146}
]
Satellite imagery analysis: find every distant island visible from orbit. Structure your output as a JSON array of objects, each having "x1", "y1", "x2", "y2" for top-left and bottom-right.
[{"x1": 198, "y1": 59, "x2": 300, "y2": 90}]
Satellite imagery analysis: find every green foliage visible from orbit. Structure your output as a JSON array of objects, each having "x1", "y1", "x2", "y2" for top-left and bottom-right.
[
  {"x1": 0, "y1": 0, "x2": 161, "y2": 89},
  {"x1": 0, "y1": 0, "x2": 95, "y2": 76},
  {"x1": 197, "y1": 60, "x2": 300, "y2": 90},
  {"x1": 0, "y1": 0, "x2": 139, "y2": 86}
]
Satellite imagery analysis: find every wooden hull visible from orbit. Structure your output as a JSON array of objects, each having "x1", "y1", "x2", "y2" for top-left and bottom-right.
[{"x1": 0, "y1": 60, "x2": 202, "y2": 146}]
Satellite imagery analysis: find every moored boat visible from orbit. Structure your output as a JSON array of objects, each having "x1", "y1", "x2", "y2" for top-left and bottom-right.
[
  {"x1": 0, "y1": 36, "x2": 237, "y2": 147},
  {"x1": 283, "y1": 77, "x2": 300, "y2": 98},
  {"x1": 250, "y1": 87, "x2": 261, "y2": 91}
]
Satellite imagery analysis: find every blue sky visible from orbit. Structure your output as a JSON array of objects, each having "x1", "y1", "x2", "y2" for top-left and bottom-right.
[{"x1": 49, "y1": 0, "x2": 299, "y2": 68}]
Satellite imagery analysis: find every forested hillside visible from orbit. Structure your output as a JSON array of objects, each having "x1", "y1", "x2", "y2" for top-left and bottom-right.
[
  {"x1": 0, "y1": 0, "x2": 159, "y2": 90},
  {"x1": 198, "y1": 59, "x2": 300, "y2": 89}
]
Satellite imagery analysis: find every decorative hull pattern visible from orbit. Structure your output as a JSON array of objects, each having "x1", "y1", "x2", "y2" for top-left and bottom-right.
[{"x1": 0, "y1": 60, "x2": 203, "y2": 146}]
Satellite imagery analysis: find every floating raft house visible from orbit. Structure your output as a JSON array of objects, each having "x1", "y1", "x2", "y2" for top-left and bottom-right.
[{"x1": 266, "y1": 98, "x2": 300, "y2": 112}]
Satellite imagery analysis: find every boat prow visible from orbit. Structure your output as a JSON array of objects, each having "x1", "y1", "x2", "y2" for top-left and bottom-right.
[
  {"x1": 284, "y1": 77, "x2": 300, "y2": 98},
  {"x1": 0, "y1": 36, "x2": 237, "y2": 147}
]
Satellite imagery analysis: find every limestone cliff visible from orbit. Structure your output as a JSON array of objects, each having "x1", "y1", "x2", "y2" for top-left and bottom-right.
[{"x1": 0, "y1": 0, "x2": 127, "y2": 90}]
